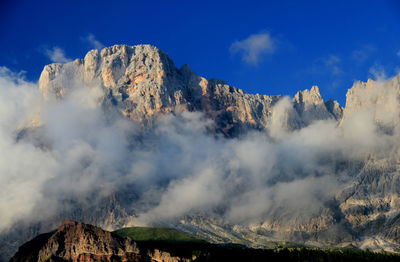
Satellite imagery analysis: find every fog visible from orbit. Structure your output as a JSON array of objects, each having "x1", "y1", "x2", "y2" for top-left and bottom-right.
[{"x1": 0, "y1": 66, "x2": 399, "y2": 233}]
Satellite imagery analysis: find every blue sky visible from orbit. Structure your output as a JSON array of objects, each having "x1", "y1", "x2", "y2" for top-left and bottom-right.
[{"x1": 1, "y1": 0, "x2": 399, "y2": 106}]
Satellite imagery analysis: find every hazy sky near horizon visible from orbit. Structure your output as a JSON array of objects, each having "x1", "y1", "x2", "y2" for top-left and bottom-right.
[{"x1": 1, "y1": 0, "x2": 400, "y2": 105}]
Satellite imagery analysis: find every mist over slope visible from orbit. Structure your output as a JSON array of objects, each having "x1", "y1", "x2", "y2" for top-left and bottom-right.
[{"x1": 1, "y1": 44, "x2": 400, "y2": 260}]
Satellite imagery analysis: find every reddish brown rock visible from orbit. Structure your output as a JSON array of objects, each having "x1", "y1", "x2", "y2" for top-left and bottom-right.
[{"x1": 10, "y1": 220, "x2": 182, "y2": 262}]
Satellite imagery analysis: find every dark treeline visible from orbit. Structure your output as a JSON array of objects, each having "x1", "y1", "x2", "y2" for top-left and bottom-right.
[{"x1": 135, "y1": 241, "x2": 400, "y2": 262}]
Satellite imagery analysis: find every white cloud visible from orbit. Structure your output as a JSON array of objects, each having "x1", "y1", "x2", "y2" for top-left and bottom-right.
[
  {"x1": 2, "y1": 64, "x2": 400, "y2": 255},
  {"x1": 321, "y1": 55, "x2": 342, "y2": 75},
  {"x1": 84, "y1": 34, "x2": 105, "y2": 50},
  {"x1": 45, "y1": 47, "x2": 72, "y2": 63},
  {"x1": 352, "y1": 45, "x2": 376, "y2": 63},
  {"x1": 230, "y1": 32, "x2": 276, "y2": 65},
  {"x1": 307, "y1": 55, "x2": 342, "y2": 78},
  {"x1": 369, "y1": 64, "x2": 387, "y2": 81},
  {"x1": 323, "y1": 55, "x2": 340, "y2": 66}
]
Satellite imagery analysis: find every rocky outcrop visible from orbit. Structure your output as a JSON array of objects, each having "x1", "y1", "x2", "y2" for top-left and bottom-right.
[
  {"x1": 325, "y1": 99, "x2": 343, "y2": 121},
  {"x1": 341, "y1": 76, "x2": 400, "y2": 128},
  {"x1": 292, "y1": 85, "x2": 337, "y2": 125},
  {"x1": 10, "y1": 220, "x2": 183, "y2": 262}
]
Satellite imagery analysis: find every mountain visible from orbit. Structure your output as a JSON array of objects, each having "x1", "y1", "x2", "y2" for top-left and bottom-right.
[
  {"x1": 10, "y1": 220, "x2": 182, "y2": 262},
  {"x1": 2, "y1": 44, "x2": 400, "y2": 261},
  {"x1": 38, "y1": 44, "x2": 341, "y2": 135},
  {"x1": 11, "y1": 220, "x2": 400, "y2": 262}
]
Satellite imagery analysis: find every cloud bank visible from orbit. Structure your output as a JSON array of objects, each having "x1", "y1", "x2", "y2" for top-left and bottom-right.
[{"x1": 0, "y1": 66, "x2": 399, "y2": 235}]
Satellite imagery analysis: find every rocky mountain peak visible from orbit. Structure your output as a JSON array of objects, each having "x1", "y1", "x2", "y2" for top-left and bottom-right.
[
  {"x1": 325, "y1": 98, "x2": 343, "y2": 121},
  {"x1": 342, "y1": 73, "x2": 400, "y2": 126},
  {"x1": 10, "y1": 220, "x2": 181, "y2": 262},
  {"x1": 292, "y1": 85, "x2": 339, "y2": 125},
  {"x1": 36, "y1": 44, "x2": 280, "y2": 135},
  {"x1": 10, "y1": 220, "x2": 139, "y2": 261},
  {"x1": 37, "y1": 44, "x2": 343, "y2": 136},
  {"x1": 39, "y1": 44, "x2": 177, "y2": 97},
  {"x1": 293, "y1": 85, "x2": 323, "y2": 106}
]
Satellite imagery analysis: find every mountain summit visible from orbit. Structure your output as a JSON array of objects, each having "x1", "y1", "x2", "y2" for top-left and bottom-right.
[
  {"x1": 2, "y1": 44, "x2": 400, "y2": 261},
  {"x1": 38, "y1": 44, "x2": 342, "y2": 136}
]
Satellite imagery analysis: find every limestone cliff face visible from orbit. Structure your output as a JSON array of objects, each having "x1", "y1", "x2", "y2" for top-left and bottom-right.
[
  {"x1": 342, "y1": 75, "x2": 400, "y2": 128},
  {"x1": 11, "y1": 44, "x2": 400, "y2": 260},
  {"x1": 173, "y1": 74, "x2": 400, "y2": 250},
  {"x1": 10, "y1": 220, "x2": 182, "y2": 262},
  {"x1": 332, "y1": 75, "x2": 400, "y2": 247},
  {"x1": 38, "y1": 44, "x2": 341, "y2": 135},
  {"x1": 292, "y1": 85, "x2": 338, "y2": 125}
]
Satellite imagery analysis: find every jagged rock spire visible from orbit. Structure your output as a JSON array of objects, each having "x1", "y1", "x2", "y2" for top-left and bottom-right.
[{"x1": 38, "y1": 44, "x2": 343, "y2": 136}]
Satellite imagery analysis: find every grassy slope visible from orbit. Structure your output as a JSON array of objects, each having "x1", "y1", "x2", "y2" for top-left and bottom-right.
[
  {"x1": 113, "y1": 226, "x2": 205, "y2": 243},
  {"x1": 113, "y1": 227, "x2": 209, "y2": 259},
  {"x1": 112, "y1": 227, "x2": 400, "y2": 261}
]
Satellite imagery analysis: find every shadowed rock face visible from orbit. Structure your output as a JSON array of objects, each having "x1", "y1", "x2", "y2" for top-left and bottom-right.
[{"x1": 10, "y1": 220, "x2": 181, "y2": 262}]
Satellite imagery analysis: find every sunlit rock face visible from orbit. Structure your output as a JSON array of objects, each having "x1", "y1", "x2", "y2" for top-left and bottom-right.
[
  {"x1": 5, "y1": 44, "x2": 400, "y2": 261},
  {"x1": 342, "y1": 76, "x2": 400, "y2": 134},
  {"x1": 39, "y1": 44, "x2": 341, "y2": 136},
  {"x1": 344, "y1": 76, "x2": 400, "y2": 118},
  {"x1": 334, "y1": 75, "x2": 400, "y2": 247}
]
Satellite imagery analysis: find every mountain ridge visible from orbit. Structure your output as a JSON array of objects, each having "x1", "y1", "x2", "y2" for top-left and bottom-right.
[
  {"x1": 2, "y1": 44, "x2": 400, "y2": 262},
  {"x1": 38, "y1": 44, "x2": 343, "y2": 136},
  {"x1": 11, "y1": 220, "x2": 400, "y2": 262}
]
